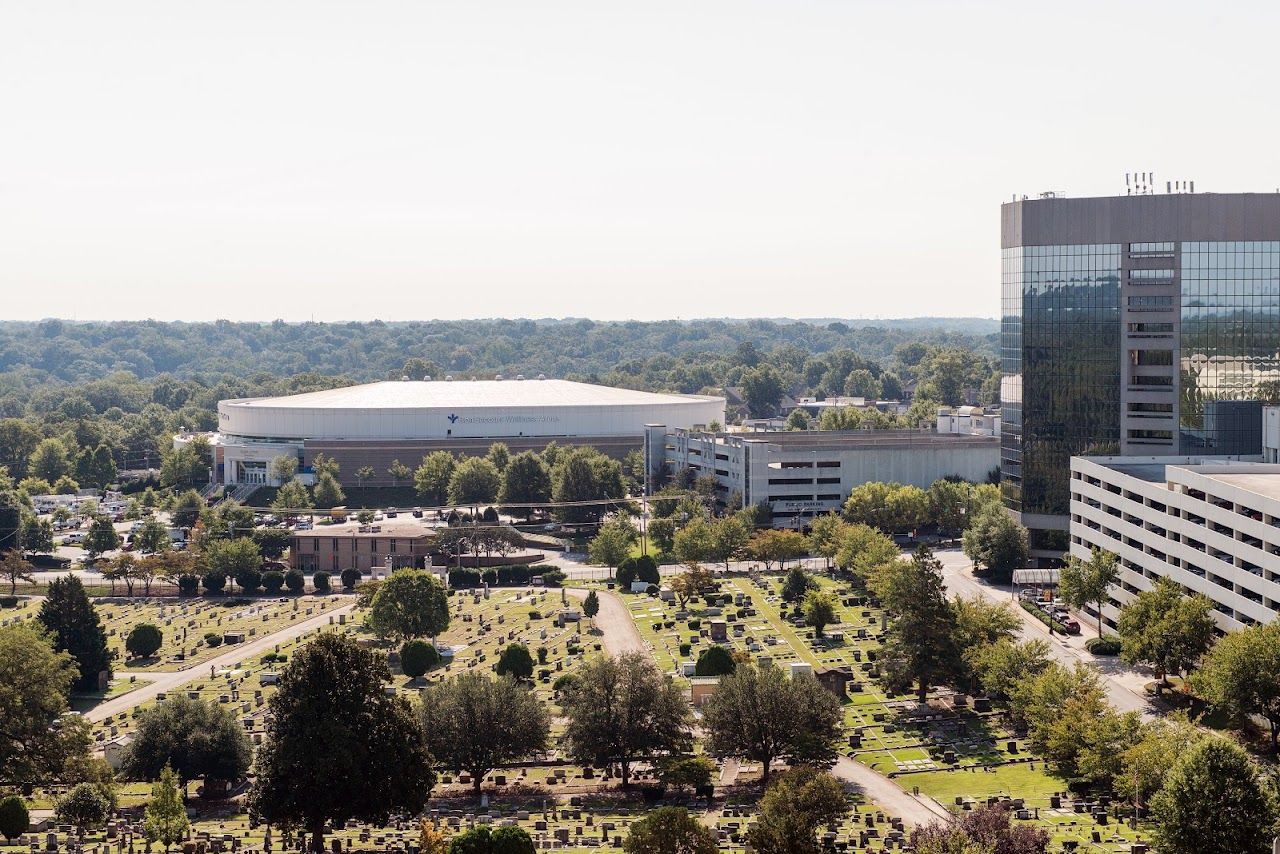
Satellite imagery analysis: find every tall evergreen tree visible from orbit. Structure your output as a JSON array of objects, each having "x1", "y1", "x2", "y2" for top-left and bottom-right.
[
  {"x1": 877, "y1": 545, "x2": 960, "y2": 703},
  {"x1": 38, "y1": 575, "x2": 113, "y2": 691}
]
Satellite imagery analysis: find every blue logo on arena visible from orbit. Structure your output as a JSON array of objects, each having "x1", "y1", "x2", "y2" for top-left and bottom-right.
[{"x1": 448, "y1": 413, "x2": 459, "y2": 423}]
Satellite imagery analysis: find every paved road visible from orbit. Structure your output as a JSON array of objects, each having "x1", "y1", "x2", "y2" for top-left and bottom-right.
[
  {"x1": 87, "y1": 601, "x2": 355, "y2": 723},
  {"x1": 833, "y1": 756, "x2": 952, "y2": 827},
  {"x1": 931, "y1": 548, "x2": 1155, "y2": 717},
  {"x1": 564, "y1": 587, "x2": 644, "y2": 655}
]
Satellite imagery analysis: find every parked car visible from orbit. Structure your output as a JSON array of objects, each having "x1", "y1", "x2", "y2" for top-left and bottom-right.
[
  {"x1": 61, "y1": 532, "x2": 85, "y2": 546},
  {"x1": 1061, "y1": 617, "x2": 1081, "y2": 634}
]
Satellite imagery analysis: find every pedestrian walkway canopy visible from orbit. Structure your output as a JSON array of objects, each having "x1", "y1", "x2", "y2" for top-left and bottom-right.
[{"x1": 1012, "y1": 568, "x2": 1060, "y2": 585}]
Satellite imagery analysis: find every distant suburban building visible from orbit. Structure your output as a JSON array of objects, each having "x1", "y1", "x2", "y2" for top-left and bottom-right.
[
  {"x1": 1002, "y1": 191, "x2": 1280, "y2": 563},
  {"x1": 782, "y1": 396, "x2": 903, "y2": 417},
  {"x1": 652, "y1": 427, "x2": 998, "y2": 527},
  {"x1": 1070, "y1": 455, "x2": 1280, "y2": 632},
  {"x1": 936, "y1": 406, "x2": 1000, "y2": 437},
  {"x1": 185, "y1": 378, "x2": 725, "y2": 488}
]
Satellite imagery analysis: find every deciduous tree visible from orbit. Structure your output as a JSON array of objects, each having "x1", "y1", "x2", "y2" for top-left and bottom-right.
[
  {"x1": 420, "y1": 673, "x2": 549, "y2": 800},
  {"x1": 588, "y1": 517, "x2": 636, "y2": 576},
  {"x1": 832, "y1": 523, "x2": 899, "y2": 583},
  {"x1": 1195, "y1": 620, "x2": 1280, "y2": 747},
  {"x1": 448, "y1": 457, "x2": 501, "y2": 506},
  {"x1": 143, "y1": 766, "x2": 189, "y2": 853},
  {"x1": 702, "y1": 666, "x2": 842, "y2": 782},
  {"x1": 313, "y1": 472, "x2": 345, "y2": 508},
  {"x1": 365, "y1": 569, "x2": 450, "y2": 641},
  {"x1": 623, "y1": 807, "x2": 717, "y2": 854},
  {"x1": 911, "y1": 803, "x2": 1048, "y2": 854},
  {"x1": 123, "y1": 695, "x2": 252, "y2": 786},
  {"x1": 0, "y1": 549, "x2": 34, "y2": 595},
  {"x1": 0, "y1": 623, "x2": 89, "y2": 782},
  {"x1": 803, "y1": 590, "x2": 837, "y2": 639},
  {"x1": 497, "y1": 452, "x2": 551, "y2": 519},
  {"x1": 248, "y1": 634, "x2": 435, "y2": 853},
  {"x1": 1117, "y1": 579, "x2": 1214, "y2": 687},
  {"x1": 414, "y1": 452, "x2": 456, "y2": 507},
  {"x1": 1151, "y1": 738, "x2": 1279, "y2": 854},
  {"x1": 1058, "y1": 547, "x2": 1119, "y2": 638},
  {"x1": 561, "y1": 653, "x2": 692, "y2": 787},
  {"x1": 83, "y1": 516, "x2": 121, "y2": 561},
  {"x1": 135, "y1": 519, "x2": 172, "y2": 555},
  {"x1": 745, "y1": 529, "x2": 810, "y2": 571},
  {"x1": 56, "y1": 783, "x2": 110, "y2": 842},
  {"x1": 387, "y1": 459, "x2": 412, "y2": 489},
  {"x1": 961, "y1": 506, "x2": 1029, "y2": 583},
  {"x1": 747, "y1": 767, "x2": 848, "y2": 854}
]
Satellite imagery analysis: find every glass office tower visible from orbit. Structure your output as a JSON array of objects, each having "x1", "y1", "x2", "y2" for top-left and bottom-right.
[{"x1": 1001, "y1": 193, "x2": 1280, "y2": 563}]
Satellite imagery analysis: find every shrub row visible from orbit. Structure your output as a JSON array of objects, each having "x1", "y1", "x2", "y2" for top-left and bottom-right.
[
  {"x1": 447, "y1": 565, "x2": 566, "y2": 588},
  {"x1": 178, "y1": 569, "x2": 308, "y2": 596},
  {"x1": 1018, "y1": 599, "x2": 1071, "y2": 634}
]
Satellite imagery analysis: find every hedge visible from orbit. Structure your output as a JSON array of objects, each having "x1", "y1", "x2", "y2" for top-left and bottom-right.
[
  {"x1": 1019, "y1": 600, "x2": 1071, "y2": 634},
  {"x1": 447, "y1": 565, "x2": 565, "y2": 589},
  {"x1": 1085, "y1": 636, "x2": 1122, "y2": 656}
]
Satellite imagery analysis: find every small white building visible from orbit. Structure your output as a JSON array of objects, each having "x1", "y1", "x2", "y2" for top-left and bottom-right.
[
  {"x1": 936, "y1": 406, "x2": 1000, "y2": 437},
  {"x1": 1070, "y1": 455, "x2": 1280, "y2": 632}
]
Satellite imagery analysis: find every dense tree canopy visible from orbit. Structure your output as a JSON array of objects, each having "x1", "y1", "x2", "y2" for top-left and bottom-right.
[
  {"x1": 122, "y1": 695, "x2": 252, "y2": 785},
  {"x1": 365, "y1": 569, "x2": 450, "y2": 641},
  {"x1": 249, "y1": 634, "x2": 435, "y2": 853},
  {"x1": 561, "y1": 653, "x2": 693, "y2": 787},
  {"x1": 701, "y1": 665, "x2": 842, "y2": 782},
  {"x1": 420, "y1": 673, "x2": 549, "y2": 799},
  {"x1": 0, "y1": 623, "x2": 90, "y2": 783}
]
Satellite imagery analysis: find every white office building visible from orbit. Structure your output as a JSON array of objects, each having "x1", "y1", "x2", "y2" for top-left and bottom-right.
[
  {"x1": 654, "y1": 428, "x2": 999, "y2": 527},
  {"x1": 1070, "y1": 455, "x2": 1280, "y2": 632}
]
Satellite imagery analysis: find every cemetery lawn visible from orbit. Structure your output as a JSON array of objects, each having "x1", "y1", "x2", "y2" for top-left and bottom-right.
[
  {"x1": 97, "y1": 595, "x2": 348, "y2": 671},
  {"x1": 617, "y1": 567, "x2": 1161, "y2": 844}
]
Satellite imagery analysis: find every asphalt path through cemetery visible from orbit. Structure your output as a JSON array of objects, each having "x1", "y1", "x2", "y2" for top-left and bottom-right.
[{"x1": 86, "y1": 602, "x2": 356, "y2": 723}]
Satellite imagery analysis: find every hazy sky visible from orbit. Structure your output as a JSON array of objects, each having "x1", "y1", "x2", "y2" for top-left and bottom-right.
[{"x1": 3, "y1": 1, "x2": 1277, "y2": 322}]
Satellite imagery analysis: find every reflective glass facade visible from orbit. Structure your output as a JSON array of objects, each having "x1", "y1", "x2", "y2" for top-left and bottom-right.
[
  {"x1": 1001, "y1": 244, "x2": 1122, "y2": 516},
  {"x1": 1180, "y1": 241, "x2": 1280, "y2": 453}
]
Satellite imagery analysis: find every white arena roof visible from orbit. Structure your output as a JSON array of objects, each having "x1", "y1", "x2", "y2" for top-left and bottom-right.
[
  {"x1": 229, "y1": 379, "x2": 715, "y2": 410},
  {"x1": 217, "y1": 379, "x2": 726, "y2": 442}
]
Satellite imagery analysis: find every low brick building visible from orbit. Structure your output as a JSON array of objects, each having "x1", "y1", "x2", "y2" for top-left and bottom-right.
[{"x1": 290, "y1": 522, "x2": 435, "y2": 574}]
